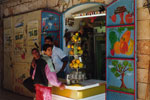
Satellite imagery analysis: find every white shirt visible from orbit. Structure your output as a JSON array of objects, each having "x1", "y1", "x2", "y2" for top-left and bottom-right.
[{"x1": 51, "y1": 46, "x2": 67, "y2": 73}]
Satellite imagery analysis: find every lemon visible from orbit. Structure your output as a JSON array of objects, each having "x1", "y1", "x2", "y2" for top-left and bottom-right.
[
  {"x1": 67, "y1": 45, "x2": 71, "y2": 48},
  {"x1": 72, "y1": 37, "x2": 75, "y2": 41},
  {"x1": 76, "y1": 59, "x2": 80, "y2": 64},
  {"x1": 75, "y1": 33, "x2": 79, "y2": 36},
  {"x1": 71, "y1": 45, "x2": 74, "y2": 49},
  {"x1": 74, "y1": 39, "x2": 77, "y2": 42},
  {"x1": 79, "y1": 63, "x2": 83, "y2": 68},
  {"x1": 73, "y1": 63, "x2": 78, "y2": 69},
  {"x1": 78, "y1": 50, "x2": 83, "y2": 55},
  {"x1": 78, "y1": 37, "x2": 81, "y2": 41}
]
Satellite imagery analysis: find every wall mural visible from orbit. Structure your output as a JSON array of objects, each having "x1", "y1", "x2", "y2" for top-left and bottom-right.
[
  {"x1": 107, "y1": 26, "x2": 134, "y2": 58},
  {"x1": 107, "y1": 0, "x2": 134, "y2": 26},
  {"x1": 42, "y1": 11, "x2": 60, "y2": 32},
  {"x1": 107, "y1": 59, "x2": 134, "y2": 93},
  {"x1": 41, "y1": 11, "x2": 61, "y2": 49},
  {"x1": 106, "y1": 0, "x2": 136, "y2": 99}
]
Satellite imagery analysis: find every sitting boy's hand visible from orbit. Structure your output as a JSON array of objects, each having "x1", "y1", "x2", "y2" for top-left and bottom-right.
[{"x1": 59, "y1": 84, "x2": 65, "y2": 90}]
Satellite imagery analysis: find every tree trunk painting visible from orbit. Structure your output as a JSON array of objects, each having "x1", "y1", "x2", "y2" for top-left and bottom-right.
[{"x1": 120, "y1": 72, "x2": 127, "y2": 88}]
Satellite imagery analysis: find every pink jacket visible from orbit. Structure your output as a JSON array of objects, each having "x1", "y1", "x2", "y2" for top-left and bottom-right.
[
  {"x1": 32, "y1": 64, "x2": 62, "y2": 87},
  {"x1": 45, "y1": 64, "x2": 62, "y2": 87}
]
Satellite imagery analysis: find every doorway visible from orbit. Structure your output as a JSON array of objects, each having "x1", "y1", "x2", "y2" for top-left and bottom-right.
[{"x1": 63, "y1": 2, "x2": 106, "y2": 80}]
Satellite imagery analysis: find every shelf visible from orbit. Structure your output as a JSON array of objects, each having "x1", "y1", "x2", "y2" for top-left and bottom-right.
[{"x1": 74, "y1": 13, "x2": 106, "y2": 19}]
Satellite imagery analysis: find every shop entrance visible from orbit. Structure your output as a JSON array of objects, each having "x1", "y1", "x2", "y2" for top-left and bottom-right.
[{"x1": 63, "y1": 3, "x2": 106, "y2": 80}]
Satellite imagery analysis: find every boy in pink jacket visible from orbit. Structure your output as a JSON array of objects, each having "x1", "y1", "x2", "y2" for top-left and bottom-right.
[
  {"x1": 32, "y1": 45, "x2": 65, "y2": 100},
  {"x1": 42, "y1": 44, "x2": 65, "y2": 88}
]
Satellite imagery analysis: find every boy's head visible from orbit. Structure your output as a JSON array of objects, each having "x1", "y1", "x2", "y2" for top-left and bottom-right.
[
  {"x1": 45, "y1": 36, "x2": 53, "y2": 45},
  {"x1": 31, "y1": 48, "x2": 40, "y2": 60},
  {"x1": 43, "y1": 44, "x2": 53, "y2": 56}
]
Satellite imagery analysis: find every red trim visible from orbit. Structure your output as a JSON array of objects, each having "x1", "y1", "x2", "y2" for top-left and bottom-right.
[
  {"x1": 106, "y1": 0, "x2": 118, "y2": 8},
  {"x1": 42, "y1": 11, "x2": 61, "y2": 16},
  {"x1": 107, "y1": 57, "x2": 134, "y2": 61},
  {"x1": 106, "y1": 24, "x2": 134, "y2": 28},
  {"x1": 107, "y1": 89, "x2": 134, "y2": 95}
]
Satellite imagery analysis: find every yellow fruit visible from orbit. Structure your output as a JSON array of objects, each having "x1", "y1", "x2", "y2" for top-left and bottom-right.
[
  {"x1": 126, "y1": 38, "x2": 134, "y2": 56},
  {"x1": 71, "y1": 45, "x2": 74, "y2": 49},
  {"x1": 69, "y1": 50, "x2": 74, "y2": 55},
  {"x1": 78, "y1": 50, "x2": 83, "y2": 55},
  {"x1": 72, "y1": 37, "x2": 75, "y2": 41},
  {"x1": 73, "y1": 36, "x2": 76, "y2": 39},
  {"x1": 77, "y1": 46, "x2": 81, "y2": 50},
  {"x1": 72, "y1": 59, "x2": 76, "y2": 64},
  {"x1": 67, "y1": 45, "x2": 71, "y2": 48},
  {"x1": 79, "y1": 63, "x2": 83, "y2": 68},
  {"x1": 78, "y1": 37, "x2": 81, "y2": 41},
  {"x1": 73, "y1": 63, "x2": 78, "y2": 69},
  {"x1": 76, "y1": 59, "x2": 80, "y2": 64},
  {"x1": 75, "y1": 33, "x2": 79, "y2": 36},
  {"x1": 74, "y1": 39, "x2": 77, "y2": 42},
  {"x1": 69, "y1": 63, "x2": 73, "y2": 68}
]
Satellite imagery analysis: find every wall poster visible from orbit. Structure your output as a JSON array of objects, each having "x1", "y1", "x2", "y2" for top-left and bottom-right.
[{"x1": 27, "y1": 20, "x2": 38, "y2": 47}]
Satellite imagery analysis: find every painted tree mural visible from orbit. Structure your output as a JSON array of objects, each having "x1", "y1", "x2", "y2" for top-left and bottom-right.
[{"x1": 110, "y1": 60, "x2": 133, "y2": 88}]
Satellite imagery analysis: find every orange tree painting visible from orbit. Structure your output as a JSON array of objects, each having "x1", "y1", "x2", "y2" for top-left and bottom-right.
[{"x1": 107, "y1": 26, "x2": 134, "y2": 58}]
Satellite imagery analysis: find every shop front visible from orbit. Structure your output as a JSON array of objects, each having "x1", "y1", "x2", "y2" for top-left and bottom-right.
[
  {"x1": 3, "y1": 0, "x2": 137, "y2": 100},
  {"x1": 40, "y1": 3, "x2": 106, "y2": 99}
]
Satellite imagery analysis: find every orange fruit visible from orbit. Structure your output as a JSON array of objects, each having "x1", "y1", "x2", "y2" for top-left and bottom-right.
[
  {"x1": 120, "y1": 30, "x2": 131, "y2": 43},
  {"x1": 120, "y1": 41, "x2": 128, "y2": 54},
  {"x1": 77, "y1": 46, "x2": 81, "y2": 50},
  {"x1": 69, "y1": 50, "x2": 74, "y2": 55},
  {"x1": 114, "y1": 41, "x2": 120, "y2": 54},
  {"x1": 76, "y1": 59, "x2": 80, "y2": 64}
]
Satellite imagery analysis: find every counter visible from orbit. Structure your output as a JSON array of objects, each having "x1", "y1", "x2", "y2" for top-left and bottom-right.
[{"x1": 52, "y1": 79, "x2": 106, "y2": 100}]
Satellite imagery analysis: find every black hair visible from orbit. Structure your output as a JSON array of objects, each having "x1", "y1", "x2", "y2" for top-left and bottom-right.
[
  {"x1": 42, "y1": 44, "x2": 53, "y2": 51},
  {"x1": 45, "y1": 36, "x2": 53, "y2": 42},
  {"x1": 31, "y1": 48, "x2": 39, "y2": 53}
]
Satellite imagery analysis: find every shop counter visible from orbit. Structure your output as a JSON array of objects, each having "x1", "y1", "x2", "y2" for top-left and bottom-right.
[{"x1": 52, "y1": 79, "x2": 106, "y2": 100}]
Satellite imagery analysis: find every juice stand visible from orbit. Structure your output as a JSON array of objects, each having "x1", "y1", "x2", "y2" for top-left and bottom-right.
[
  {"x1": 3, "y1": 0, "x2": 137, "y2": 100},
  {"x1": 40, "y1": 3, "x2": 106, "y2": 100}
]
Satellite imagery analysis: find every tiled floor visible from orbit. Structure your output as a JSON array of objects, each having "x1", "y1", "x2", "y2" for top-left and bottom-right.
[{"x1": 0, "y1": 88, "x2": 33, "y2": 100}]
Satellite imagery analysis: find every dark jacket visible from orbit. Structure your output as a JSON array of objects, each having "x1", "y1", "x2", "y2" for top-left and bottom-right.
[{"x1": 33, "y1": 58, "x2": 48, "y2": 86}]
